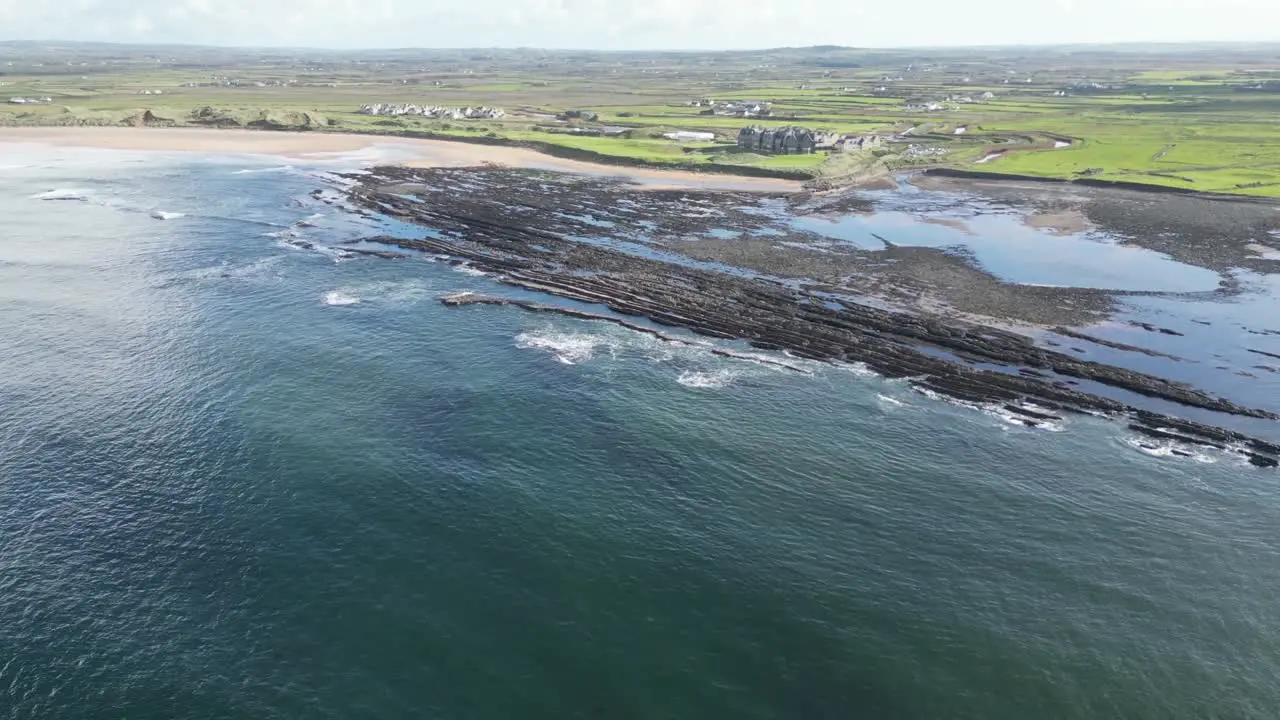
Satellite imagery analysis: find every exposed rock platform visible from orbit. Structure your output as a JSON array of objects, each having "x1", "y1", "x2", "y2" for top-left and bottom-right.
[{"x1": 341, "y1": 166, "x2": 1280, "y2": 467}]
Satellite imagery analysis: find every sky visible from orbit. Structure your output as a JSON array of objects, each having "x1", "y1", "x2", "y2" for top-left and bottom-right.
[{"x1": 1, "y1": 0, "x2": 1279, "y2": 50}]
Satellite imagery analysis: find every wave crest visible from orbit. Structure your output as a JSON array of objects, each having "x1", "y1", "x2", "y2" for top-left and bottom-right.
[
  {"x1": 323, "y1": 291, "x2": 360, "y2": 306},
  {"x1": 515, "y1": 331, "x2": 617, "y2": 365},
  {"x1": 676, "y1": 369, "x2": 739, "y2": 389},
  {"x1": 33, "y1": 188, "x2": 91, "y2": 201}
]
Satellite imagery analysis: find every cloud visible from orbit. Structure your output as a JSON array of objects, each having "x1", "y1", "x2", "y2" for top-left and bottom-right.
[{"x1": 1, "y1": 0, "x2": 1279, "y2": 48}]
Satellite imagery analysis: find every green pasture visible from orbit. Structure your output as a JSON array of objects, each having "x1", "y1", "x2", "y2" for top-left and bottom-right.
[{"x1": 4, "y1": 44, "x2": 1280, "y2": 193}]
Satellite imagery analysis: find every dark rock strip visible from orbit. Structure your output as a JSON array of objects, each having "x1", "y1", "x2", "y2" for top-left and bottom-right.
[
  {"x1": 1051, "y1": 327, "x2": 1183, "y2": 361},
  {"x1": 1128, "y1": 321, "x2": 1185, "y2": 336},
  {"x1": 342, "y1": 247, "x2": 410, "y2": 260},
  {"x1": 344, "y1": 173, "x2": 1280, "y2": 467}
]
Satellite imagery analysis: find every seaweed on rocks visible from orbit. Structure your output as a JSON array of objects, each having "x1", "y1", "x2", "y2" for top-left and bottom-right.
[{"x1": 343, "y1": 166, "x2": 1280, "y2": 467}]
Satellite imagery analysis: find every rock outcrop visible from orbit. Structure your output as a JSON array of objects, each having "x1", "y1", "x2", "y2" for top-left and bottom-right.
[{"x1": 340, "y1": 166, "x2": 1280, "y2": 467}]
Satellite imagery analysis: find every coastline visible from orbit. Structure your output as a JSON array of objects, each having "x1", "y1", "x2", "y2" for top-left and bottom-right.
[
  {"x1": 919, "y1": 168, "x2": 1280, "y2": 204},
  {"x1": 0, "y1": 126, "x2": 803, "y2": 193},
  {"x1": 8, "y1": 126, "x2": 1273, "y2": 201},
  {"x1": 337, "y1": 164, "x2": 1280, "y2": 467}
]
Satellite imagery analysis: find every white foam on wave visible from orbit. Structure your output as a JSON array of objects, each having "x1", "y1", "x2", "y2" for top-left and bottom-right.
[
  {"x1": 908, "y1": 384, "x2": 1065, "y2": 431},
  {"x1": 150, "y1": 210, "x2": 186, "y2": 220},
  {"x1": 352, "y1": 280, "x2": 431, "y2": 304},
  {"x1": 983, "y1": 404, "x2": 1065, "y2": 432},
  {"x1": 32, "y1": 188, "x2": 92, "y2": 201},
  {"x1": 295, "y1": 212, "x2": 326, "y2": 228},
  {"x1": 876, "y1": 393, "x2": 907, "y2": 408},
  {"x1": 1121, "y1": 436, "x2": 1219, "y2": 464},
  {"x1": 187, "y1": 254, "x2": 285, "y2": 282},
  {"x1": 843, "y1": 362, "x2": 879, "y2": 378},
  {"x1": 676, "y1": 369, "x2": 740, "y2": 389},
  {"x1": 752, "y1": 356, "x2": 812, "y2": 373},
  {"x1": 452, "y1": 262, "x2": 492, "y2": 277},
  {"x1": 231, "y1": 165, "x2": 296, "y2": 175},
  {"x1": 913, "y1": 386, "x2": 945, "y2": 401},
  {"x1": 323, "y1": 291, "x2": 360, "y2": 306},
  {"x1": 513, "y1": 320, "x2": 810, "y2": 383},
  {"x1": 515, "y1": 331, "x2": 619, "y2": 365}
]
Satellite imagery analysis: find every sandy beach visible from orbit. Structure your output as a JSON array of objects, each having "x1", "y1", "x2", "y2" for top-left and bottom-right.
[{"x1": 0, "y1": 126, "x2": 801, "y2": 192}]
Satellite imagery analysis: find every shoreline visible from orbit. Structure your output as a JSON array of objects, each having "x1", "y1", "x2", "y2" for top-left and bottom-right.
[
  {"x1": 7, "y1": 125, "x2": 1272, "y2": 202},
  {"x1": 920, "y1": 168, "x2": 1280, "y2": 204},
  {"x1": 338, "y1": 164, "x2": 1280, "y2": 467},
  {"x1": 0, "y1": 126, "x2": 803, "y2": 193}
]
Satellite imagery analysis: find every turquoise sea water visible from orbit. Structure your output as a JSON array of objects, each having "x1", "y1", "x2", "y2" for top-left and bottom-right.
[{"x1": 2, "y1": 146, "x2": 1279, "y2": 719}]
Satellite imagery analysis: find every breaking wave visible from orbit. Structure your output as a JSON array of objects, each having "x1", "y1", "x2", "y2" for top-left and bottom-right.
[
  {"x1": 983, "y1": 404, "x2": 1065, "y2": 432},
  {"x1": 452, "y1": 263, "x2": 492, "y2": 277},
  {"x1": 843, "y1": 362, "x2": 879, "y2": 378},
  {"x1": 910, "y1": 385, "x2": 1064, "y2": 431},
  {"x1": 676, "y1": 369, "x2": 739, "y2": 389},
  {"x1": 515, "y1": 331, "x2": 619, "y2": 365},
  {"x1": 231, "y1": 165, "x2": 297, "y2": 175},
  {"x1": 1121, "y1": 436, "x2": 1219, "y2": 464},
  {"x1": 323, "y1": 291, "x2": 360, "y2": 307},
  {"x1": 876, "y1": 393, "x2": 907, "y2": 408},
  {"x1": 150, "y1": 210, "x2": 186, "y2": 220},
  {"x1": 32, "y1": 188, "x2": 92, "y2": 201}
]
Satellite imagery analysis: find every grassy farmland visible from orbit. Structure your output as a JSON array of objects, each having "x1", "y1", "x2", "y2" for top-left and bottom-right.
[{"x1": 3, "y1": 42, "x2": 1280, "y2": 193}]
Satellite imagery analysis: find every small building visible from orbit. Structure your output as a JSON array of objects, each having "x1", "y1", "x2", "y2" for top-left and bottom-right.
[
  {"x1": 838, "y1": 135, "x2": 884, "y2": 152},
  {"x1": 663, "y1": 131, "x2": 715, "y2": 142}
]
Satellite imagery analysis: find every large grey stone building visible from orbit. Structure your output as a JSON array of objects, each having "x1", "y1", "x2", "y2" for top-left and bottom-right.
[{"x1": 736, "y1": 126, "x2": 818, "y2": 154}]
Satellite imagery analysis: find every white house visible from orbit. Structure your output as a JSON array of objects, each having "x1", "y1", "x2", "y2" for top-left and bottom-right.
[{"x1": 663, "y1": 131, "x2": 715, "y2": 142}]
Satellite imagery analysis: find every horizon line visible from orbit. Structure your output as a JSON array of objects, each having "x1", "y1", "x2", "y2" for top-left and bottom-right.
[{"x1": 3, "y1": 38, "x2": 1280, "y2": 54}]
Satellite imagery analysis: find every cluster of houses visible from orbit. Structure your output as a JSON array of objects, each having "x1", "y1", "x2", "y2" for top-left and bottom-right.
[
  {"x1": 903, "y1": 144, "x2": 948, "y2": 159},
  {"x1": 946, "y1": 92, "x2": 996, "y2": 104},
  {"x1": 688, "y1": 99, "x2": 772, "y2": 118},
  {"x1": 902, "y1": 93, "x2": 992, "y2": 112},
  {"x1": 841, "y1": 135, "x2": 884, "y2": 152},
  {"x1": 184, "y1": 78, "x2": 297, "y2": 88},
  {"x1": 736, "y1": 126, "x2": 834, "y2": 155},
  {"x1": 358, "y1": 104, "x2": 506, "y2": 120},
  {"x1": 7, "y1": 96, "x2": 52, "y2": 104},
  {"x1": 737, "y1": 126, "x2": 887, "y2": 155},
  {"x1": 904, "y1": 102, "x2": 947, "y2": 113}
]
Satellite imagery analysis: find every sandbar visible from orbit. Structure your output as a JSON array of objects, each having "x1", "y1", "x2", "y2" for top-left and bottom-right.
[
  {"x1": 0, "y1": 126, "x2": 801, "y2": 192},
  {"x1": 1023, "y1": 210, "x2": 1094, "y2": 235}
]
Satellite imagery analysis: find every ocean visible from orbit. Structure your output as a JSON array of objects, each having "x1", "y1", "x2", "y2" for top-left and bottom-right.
[{"x1": 2, "y1": 145, "x2": 1278, "y2": 719}]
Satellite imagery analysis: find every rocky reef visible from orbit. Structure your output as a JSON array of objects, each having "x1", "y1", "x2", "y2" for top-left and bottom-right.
[{"x1": 338, "y1": 165, "x2": 1280, "y2": 467}]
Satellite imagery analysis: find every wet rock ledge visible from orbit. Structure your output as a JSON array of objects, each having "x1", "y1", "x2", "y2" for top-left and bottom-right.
[{"x1": 341, "y1": 166, "x2": 1280, "y2": 468}]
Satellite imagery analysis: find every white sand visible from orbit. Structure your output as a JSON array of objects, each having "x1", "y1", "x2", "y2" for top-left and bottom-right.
[{"x1": 0, "y1": 126, "x2": 801, "y2": 192}]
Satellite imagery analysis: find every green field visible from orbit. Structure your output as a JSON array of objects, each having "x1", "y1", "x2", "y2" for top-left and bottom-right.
[{"x1": 3, "y1": 42, "x2": 1280, "y2": 193}]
